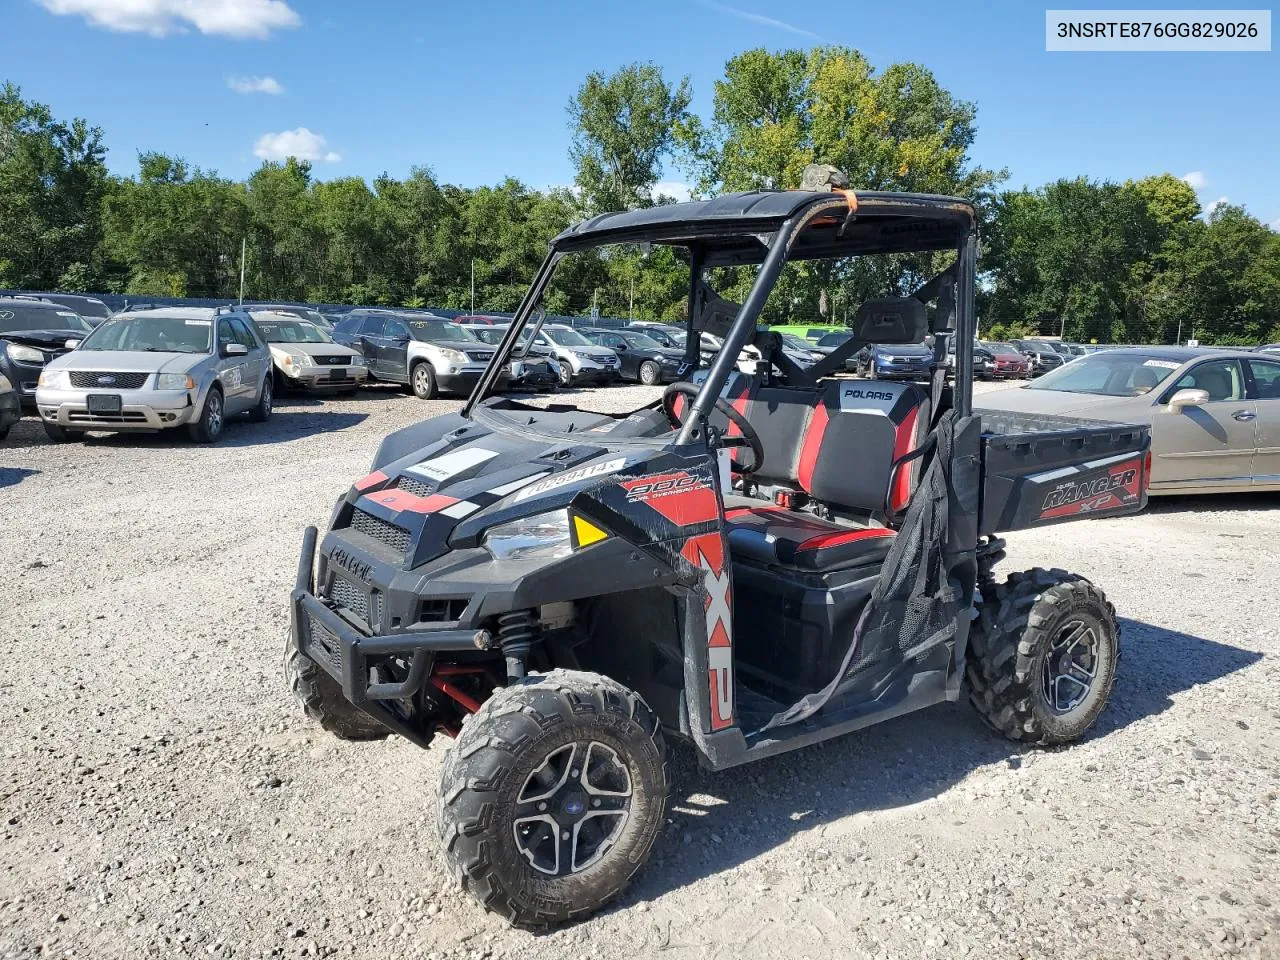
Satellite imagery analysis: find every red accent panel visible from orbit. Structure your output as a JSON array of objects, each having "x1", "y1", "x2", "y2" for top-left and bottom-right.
[
  {"x1": 622, "y1": 471, "x2": 720, "y2": 526},
  {"x1": 1143, "y1": 449, "x2": 1152, "y2": 492},
  {"x1": 361, "y1": 489, "x2": 458, "y2": 514},
  {"x1": 889, "y1": 406, "x2": 922, "y2": 512},
  {"x1": 795, "y1": 528, "x2": 894, "y2": 552},
  {"x1": 796, "y1": 401, "x2": 830, "y2": 493},
  {"x1": 672, "y1": 394, "x2": 687, "y2": 419},
  {"x1": 353, "y1": 470, "x2": 389, "y2": 492}
]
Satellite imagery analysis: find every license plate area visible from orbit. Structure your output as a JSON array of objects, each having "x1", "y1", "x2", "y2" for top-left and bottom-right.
[
  {"x1": 87, "y1": 393, "x2": 122, "y2": 414},
  {"x1": 328, "y1": 368, "x2": 348, "y2": 381}
]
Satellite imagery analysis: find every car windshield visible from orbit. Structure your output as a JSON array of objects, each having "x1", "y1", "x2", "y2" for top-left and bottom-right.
[
  {"x1": 79, "y1": 315, "x2": 213, "y2": 353},
  {"x1": 817, "y1": 332, "x2": 851, "y2": 347},
  {"x1": 0, "y1": 304, "x2": 93, "y2": 334},
  {"x1": 469, "y1": 328, "x2": 504, "y2": 345},
  {"x1": 986, "y1": 342, "x2": 1020, "y2": 355},
  {"x1": 780, "y1": 334, "x2": 812, "y2": 350},
  {"x1": 544, "y1": 327, "x2": 593, "y2": 347},
  {"x1": 407, "y1": 319, "x2": 478, "y2": 342},
  {"x1": 623, "y1": 333, "x2": 662, "y2": 350},
  {"x1": 255, "y1": 319, "x2": 332, "y2": 344},
  {"x1": 1027, "y1": 353, "x2": 1182, "y2": 396}
]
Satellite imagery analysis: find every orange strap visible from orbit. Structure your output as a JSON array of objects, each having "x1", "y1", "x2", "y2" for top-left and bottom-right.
[{"x1": 834, "y1": 188, "x2": 859, "y2": 212}]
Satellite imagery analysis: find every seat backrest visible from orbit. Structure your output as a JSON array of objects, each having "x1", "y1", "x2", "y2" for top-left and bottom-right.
[{"x1": 801, "y1": 380, "x2": 931, "y2": 517}]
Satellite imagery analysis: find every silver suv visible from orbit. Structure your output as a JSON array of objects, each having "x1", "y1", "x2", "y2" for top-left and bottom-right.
[{"x1": 35, "y1": 306, "x2": 273, "y2": 443}]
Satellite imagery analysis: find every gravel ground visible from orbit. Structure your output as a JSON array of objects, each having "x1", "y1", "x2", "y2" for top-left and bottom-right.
[{"x1": 1, "y1": 379, "x2": 1278, "y2": 960}]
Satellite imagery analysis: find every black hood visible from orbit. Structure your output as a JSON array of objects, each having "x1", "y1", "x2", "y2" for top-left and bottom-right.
[{"x1": 0, "y1": 329, "x2": 85, "y2": 349}]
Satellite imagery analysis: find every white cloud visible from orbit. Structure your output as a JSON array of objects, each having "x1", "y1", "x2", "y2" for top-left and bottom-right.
[
  {"x1": 37, "y1": 0, "x2": 300, "y2": 38},
  {"x1": 1180, "y1": 170, "x2": 1209, "y2": 190},
  {"x1": 653, "y1": 181, "x2": 693, "y2": 203},
  {"x1": 1206, "y1": 196, "x2": 1229, "y2": 215},
  {"x1": 253, "y1": 128, "x2": 341, "y2": 164},
  {"x1": 228, "y1": 74, "x2": 284, "y2": 95},
  {"x1": 699, "y1": 0, "x2": 821, "y2": 39}
]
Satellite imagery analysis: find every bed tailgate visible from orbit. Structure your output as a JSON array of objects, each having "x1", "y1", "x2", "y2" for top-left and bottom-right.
[{"x1": 976, "y1": 409, "x2": 1151, "y2": 534}]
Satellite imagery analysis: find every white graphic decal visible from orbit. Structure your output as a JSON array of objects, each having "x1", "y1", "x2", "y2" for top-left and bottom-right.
[{"x1": 406, "y1": 447, "x2": 499, "y2": 482}]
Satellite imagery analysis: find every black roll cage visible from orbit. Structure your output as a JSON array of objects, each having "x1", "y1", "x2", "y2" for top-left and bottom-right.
[{"x1": 462, "y1": 191, "x2": 979, "y2": 439}]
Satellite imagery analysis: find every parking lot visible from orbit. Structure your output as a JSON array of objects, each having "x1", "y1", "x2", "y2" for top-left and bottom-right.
[{"x1": 2, "y1": 380, "x2": 1278, "y2": 960}]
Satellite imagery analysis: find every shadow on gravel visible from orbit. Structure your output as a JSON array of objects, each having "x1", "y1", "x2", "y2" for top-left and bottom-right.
[
  {"x1": 219, "y1": 410, "x2": 369, "y2": 446},
  {"x1": 617, "y1": 616, "x2": 1261, "y2": 912},
  {"x1": 0, "y1": 466, "x2": 39, "y2": 488},
  {"x1": 1146, "y1": 491, "x2": 1280, "y2": 514}
]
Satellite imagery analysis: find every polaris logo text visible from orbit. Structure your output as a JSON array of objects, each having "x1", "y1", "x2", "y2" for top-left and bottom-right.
[
  {"x1": 1042, "y1": 469, "x2": 1137, "y2": 510},
  {"x1": 330, "y1": 548, "x2": 373, "y2": 583},
  {"x1": 843, "y1": 388, "x2": 896, "y2": 401}
]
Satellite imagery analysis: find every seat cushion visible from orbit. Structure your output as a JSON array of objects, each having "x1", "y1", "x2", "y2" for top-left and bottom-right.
[{"x1": 725, "y1": 505, "x2": 894, "y2": 572}]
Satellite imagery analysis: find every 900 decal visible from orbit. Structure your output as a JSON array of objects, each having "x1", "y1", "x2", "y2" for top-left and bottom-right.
[{"x1": 623, "y1": 471, "x2": 710, "y2": 503}]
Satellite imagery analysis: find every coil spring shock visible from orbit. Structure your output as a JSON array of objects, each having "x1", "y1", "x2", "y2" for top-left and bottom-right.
[{"x1": 496, "y1": 609, "x2": 538, "y2": 681}]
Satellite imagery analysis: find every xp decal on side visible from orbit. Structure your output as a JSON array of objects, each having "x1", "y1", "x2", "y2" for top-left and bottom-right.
[{"x1": 286, "y1": 174, "x2": 1151, "y2": 926}]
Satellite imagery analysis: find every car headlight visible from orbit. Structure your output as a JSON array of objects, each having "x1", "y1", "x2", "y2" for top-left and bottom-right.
[
  {"x1": 155, "y1": 373, "x2": 194, "y2": 390},
  {"x1": 37, "y1": 369, "x2": 70, "y2": 389},
  {"x1": 6, "y1": 343, "x2": 45, "y2": 364},
  {"x1": 350, "y1": 355, "x2": 367, "y2": 367},
  {"x1": 482, "y1": 509, "x2": 572, "y2": 561},
  {"x1": 436, "y1": 347, "x2": 467, "y2": 363},
  {"x1": 282, "y1": 352, "x2": 309, "y2": 369}
]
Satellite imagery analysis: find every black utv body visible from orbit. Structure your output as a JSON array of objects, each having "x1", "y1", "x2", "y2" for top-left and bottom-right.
[{"x1": 287, "y1": 183, "x2": 1150, "y2": 926}]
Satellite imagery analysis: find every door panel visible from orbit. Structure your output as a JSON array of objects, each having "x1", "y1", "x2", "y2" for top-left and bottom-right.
[
  {"x1": 381, "y1": 319, "x2": 411, "y2": 382},
  {"x1": 1151, "y1": 359, "x2": 1256, "y2": 485},
  {"x1": 355, "y1": 315, "x2": 387, "y2": 377},
  {"x1": 1246, "y1": 358, "x2": 1280, "y2": 482},
  {"x1": 215, "y1": 319, "x2": 251, "y2": 411}
]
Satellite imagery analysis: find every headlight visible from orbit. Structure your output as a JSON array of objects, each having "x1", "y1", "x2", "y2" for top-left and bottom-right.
[
  {"x1": 436, "y1": 347, "x2": 467, "y2": 363},
  {"x1": 482, "y1": 509, "x2": 572, "y2": 562},
  {"x1": 155, "y1": 373, "x2": 194, "y2": 390},
  {"x1": 282, "y1": 352, "x2": 309, "y2": 369},
  {"x1": 350, "y1": 355, "x2": 367, "y2": 367},
  {"x1": 6, "y1": 343, "x2": 45, "y2": 364},
  {"x1": 37, "y1": 370, "x2": 70, "y2": 389}
]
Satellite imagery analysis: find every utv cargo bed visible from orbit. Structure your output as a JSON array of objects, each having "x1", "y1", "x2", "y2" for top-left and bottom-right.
[{"x1": 976, "y1": 409, "x2": 1151, "y2": 534}]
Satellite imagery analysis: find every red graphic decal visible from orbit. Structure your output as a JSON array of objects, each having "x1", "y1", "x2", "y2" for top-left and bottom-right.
[
  {"x1": 796, "y1": 402, "x2": 829, "y2": 493},
  {"x1": 681, "y1": 533, "x2": 734, "y2": 731},
  {"x1": 1040, "y1": 461, "x2": 1141, "y2": 519},
  {"x1": 889, "y1": 405, "x2": 920, "y2": 512},
  {"x1": 353, "y1": 470, "x2": 389, "y2": 492},
  {"x1": 621, "y1": 471, "x2": 718, "y2": 526},
  {"x1": 360, "y1": 489, "x2": 458, "y2": 515}
]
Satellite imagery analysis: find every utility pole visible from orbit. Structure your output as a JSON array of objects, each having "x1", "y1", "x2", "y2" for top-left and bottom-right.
[
  {"x1": 238, "y1": 237, "x2": 246, "y2": 305},
  {"x1": 629, "y1": 275, "x2": 635, "y2": 321},
  {"x1": 470, "y1": 259, "x2": 475, "y2": 314}
]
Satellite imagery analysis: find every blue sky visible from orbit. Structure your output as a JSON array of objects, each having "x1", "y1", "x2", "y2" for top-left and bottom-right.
[{"x1": 7, "y1": 0, "x2": 1279, "y2": 226}]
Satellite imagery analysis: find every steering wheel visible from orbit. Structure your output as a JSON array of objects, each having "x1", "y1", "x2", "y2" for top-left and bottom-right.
[{"x1": 662, "y1": 381, "x2": 764, "y2": 475}]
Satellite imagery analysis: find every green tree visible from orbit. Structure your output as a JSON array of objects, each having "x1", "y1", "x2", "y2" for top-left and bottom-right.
[{"x1": 568, "y1": 63, "x2": 692, "y2": 214}]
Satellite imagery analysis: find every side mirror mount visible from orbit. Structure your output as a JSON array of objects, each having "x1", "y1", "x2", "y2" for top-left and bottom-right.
[
  {"x1": 223, "y1": 342, "x2": 249, "y2": 357},
  {"x1": 1167, "y1": 388, "x2": 1208, "y2": 412},
  {"x1": 64, "y1": 339, "x2": 82, "y2": 350}
]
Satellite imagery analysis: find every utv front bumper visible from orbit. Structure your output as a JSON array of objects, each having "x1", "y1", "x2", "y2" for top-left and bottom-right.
[{"x1": 289, "y1": 526, "x2": 482, "y2": 746}]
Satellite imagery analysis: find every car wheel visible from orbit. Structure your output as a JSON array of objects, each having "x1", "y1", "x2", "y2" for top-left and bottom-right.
[
  {"x1": 638, "y1": 361, "x2": 661, "y2": 386},
  {"x1": 249, "y1": 376, "x2": 273, "y2": 423},
  {"x1": 557, "y1": 364, "x2": 573, "y2": 388},
  {"x1": 43, "y1": 422, "x2": 85, "y2": 443},
  {"x1": 283, "y1": 629, "x2": 388, "y2": 741},
  {"x1": 187, "y1": 386, "x2": 225, "y2": 443},
  {"x1": 438, "y1": 670, "x2": 668, "y2": 926},
  {"x1": 411, "y1": 361, "x2": 438, "y2": 400},
  {"x1": 967, "y1": 568, "x2": 1119, "y2": 746}
]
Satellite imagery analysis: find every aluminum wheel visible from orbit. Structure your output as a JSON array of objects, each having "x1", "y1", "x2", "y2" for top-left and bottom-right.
[
  {"x1": 512, "y1": 741, "x2": 632, "y2": 876},
  {"x1": 206, "y1": 392, "x2": 223, "y2": 435},
  {"x1": 1041, "y1": 618, "x2": 1098, "y2": 714}
]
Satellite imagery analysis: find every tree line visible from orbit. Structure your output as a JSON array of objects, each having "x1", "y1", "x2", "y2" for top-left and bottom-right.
[{"x1": 2, "y1": 48, "x2": 1277, "y2": 344}]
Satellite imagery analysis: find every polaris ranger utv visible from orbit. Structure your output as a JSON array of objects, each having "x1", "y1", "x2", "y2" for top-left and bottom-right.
[{"x1": 286, "y1": 182, "x2": 1151, "y2": 925}]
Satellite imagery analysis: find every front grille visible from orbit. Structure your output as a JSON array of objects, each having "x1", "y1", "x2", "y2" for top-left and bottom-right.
[
  {"x1": 312, "y1": 355, "x2": 350, "y2": 366},
  {"x1": 69, "y1": 371, "x2": 149, "y2": 389},
  {"x1": 327, "y1": 575, "x2": 370, "y2": 622},
  {"x1": 396, "y1": 474, "x2": 434, "y2": 498},
  {"x1": 420, "y1": 598, "x2": 469, "y2": 623},
  {"x1": 67, "y1": 410, "x2": 148, "y2": 424},
  {"x1": 464, "y1": 350, "x2": 495, "y2": 363},
  {"x1": 306, "y1": 614, "x2": 344, "y2": 672},
  {"x1": 349, "y1": 508, "x2": 411, "y2": 553}
]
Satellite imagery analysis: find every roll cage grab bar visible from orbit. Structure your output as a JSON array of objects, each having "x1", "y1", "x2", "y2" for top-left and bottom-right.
[{"x1": 461, "y1": 195, "x2": 978, "y2": 435}]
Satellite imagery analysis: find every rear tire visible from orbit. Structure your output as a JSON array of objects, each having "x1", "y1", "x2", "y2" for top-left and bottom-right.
[
  {"x1": 438, "y1": 669, "x2": 668, "y2": 927},
  {"x1": 249, "y1": 377, "x2": 272, "y2": 422},
  {"x1": 638, "y1": 361, "x2": 661, "y2": 386},
  {"x1": 967, "y1": 568, "x2": 1119, "y2": 746},
  {"x1": 283, "y1": 630, "x2": 389, "y2": 741},
  {"x1": 43, "y1": 422, "x2": 85, "y2": 443},
  {"x1": 411, "y1": 361, "x2": 437, "y2": 400}
]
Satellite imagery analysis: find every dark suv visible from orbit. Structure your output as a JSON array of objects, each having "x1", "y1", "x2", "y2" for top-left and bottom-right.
[
  {"x1": 332, "y1": 309, "x2": 503, "y2": 399},
  {"x1": 0, "y1": 298, "x2": 95, "y2": 408},
  {"x1": 579, "y1": 327, "x2": 684, "y2": 384}
]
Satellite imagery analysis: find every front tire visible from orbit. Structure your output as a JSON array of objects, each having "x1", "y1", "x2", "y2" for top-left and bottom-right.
[
  {"x1": 438, "y1": 670, "x2": 668, "y2": 927},
  {"x1": 187, "y1": 386, "x2": 225, "y2": 443},
  {"x1": 283, "y1": 631, "x2": 389, "y2": 741},
  {"x1": 557, "y1": 364, "x2": 573, "y2": 388},
  {"x1": 638, "y1": 361, "x2": 661, "y2": 386},
  {"x1": 967, "y1": 568, "x2": 1119, "y2": 746},
  {"x1": 411, "y1": 361, "x2": 438, "y2": 400}
]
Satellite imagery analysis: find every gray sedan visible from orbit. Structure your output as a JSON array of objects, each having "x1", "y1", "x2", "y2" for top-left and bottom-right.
[
  {"x1": 35, "y1": 307, "x2": 273, "y2": 443},
  {"x1": 976, "y1": 347, "x2": 1280, "y2": 495}
]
